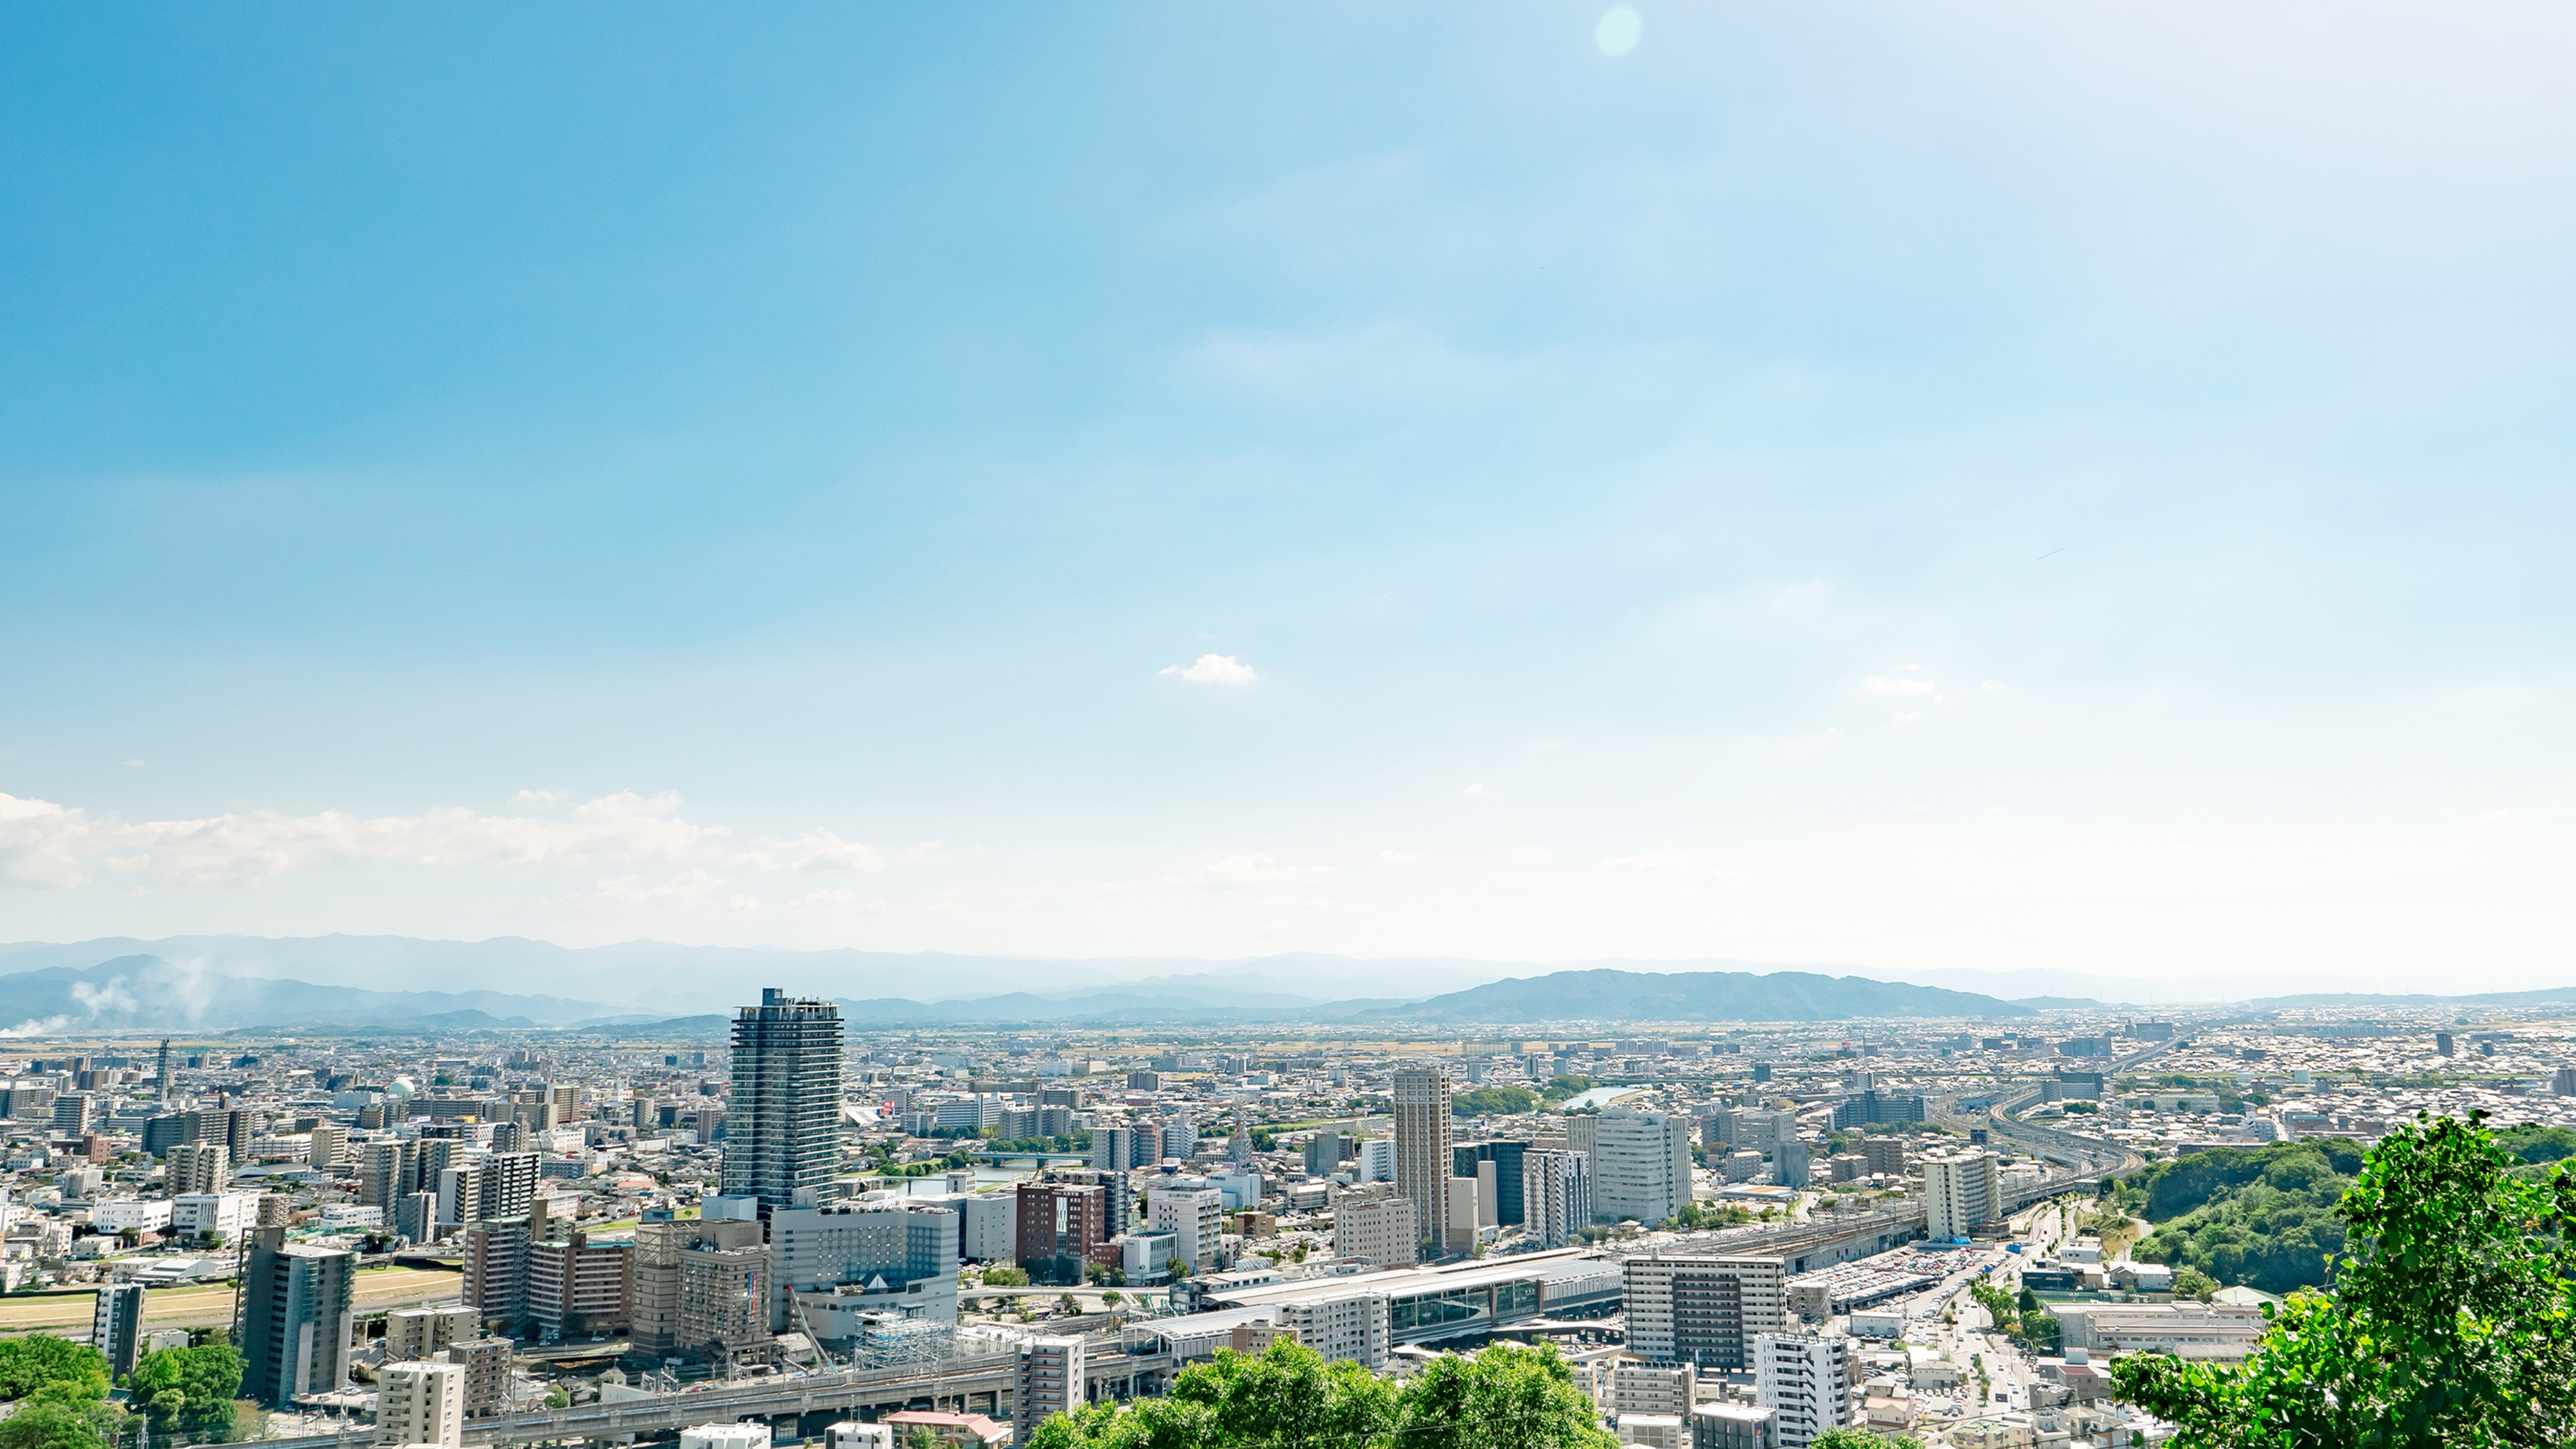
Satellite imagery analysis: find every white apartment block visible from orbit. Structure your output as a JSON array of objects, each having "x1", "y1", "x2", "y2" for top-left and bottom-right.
[
  {"x1": 1755, "y1": 1333, "x2": 1851, "y2": 1449},
  {"x1": 1922, "y1": 1150, "x2": 2002, "y2": 1242},
  {"x1": 376, "y1": 1360, "x2": 466, "y2": 1448},
  {"x1": 1014, "y1": 1337, "x2": 1086, "y2": 1446},
  {"x1": 1356, "y1": 1139, "x2": 1395, "y2": 1184},
  {"x1": 1611, "y1": 1363, "x2": 1694, "y2": 1418},
  {"x1": 1591, "y1": 1110, "x2": 1695, "y2": 1226},
  {"x1": 1330, "y1": 1192, "x2": 1419, "y2": 1268},
  {"x1": 1522, "y1": 1149, "x2": 1593, "y2": 1249},
  {"x1": 91, "y1": 1199, "x2": 175, "y2": 1234},
  {"x1": 1277, "y1": 1289, "x2": 1392, "y2": 1370},
  {"x1": 171, "y1": 1191, "x2": 260, "y2": 1240}
]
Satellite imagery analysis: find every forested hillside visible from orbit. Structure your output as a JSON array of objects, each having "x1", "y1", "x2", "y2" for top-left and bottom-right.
[{"x1": 2122, "y1": 1141, "x2": 2363, "y2": 1293}]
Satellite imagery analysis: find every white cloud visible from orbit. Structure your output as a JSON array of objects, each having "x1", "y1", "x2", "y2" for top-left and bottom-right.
[
  {"x1": 0, "y1": 788, "x2": 915, "y2": 891},
  {"x1": 1379, "y1": 849, "x2": 1432, "y2": 863},
  {"x1": 1173, "y1": 854, "x2": 1330, "y2": 890},
  {"x1": 1862, "y1": 668, "x2": 1938, "y2": 696},
  {"x1": 121, "y1": 759, "x2": 147, "y2": 769},
  {"x1": 1462, "y1": 782, "x2": 1495, "y2": 798},
  {"x1": 512, "y1": 788, "x2": 569, "y2": 805},
  {"x1": 1509, "y1": 845, "x2": 1556, "y2": 864},
  {"x1": 1161, "y1": 653, "x2": 1257, "y2": 686},
  {"x1": 1889, "y1": 711, "x2": 1927, "y2": 729},
  {"x1": 786, "y1": 888, "x2": 857, "y2": 910},
  {"x1": 1599, "y1": 853, "x2": 1691, "y2": 874}
]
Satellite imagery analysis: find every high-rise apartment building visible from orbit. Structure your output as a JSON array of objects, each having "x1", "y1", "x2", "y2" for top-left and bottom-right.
[
  {"x1": 307, "y1": 1124, "x2": 347, "y2": 1169},
  {"x1": 1623, "y1": 1255, "x2": 1788, "y2": 1372},
  {"x1": 1391, "y1": 1068, "x2": 1454, "y2": 1258},
  {"x1": 444, "y1": 1337, "x2": 513, "y2": 1418},
  {"x1": 722, "y1": 989, "x2": 844, "y2": 1220},
  {"x1": 1755, "y1": 1333, "x2": 1851, "y2": 1448},
  {"x1": 1013, "y1": 1338, "x2": 1086, "y2": 1446},
  {"x1": 1611, "y1": 1363, "x2": 1695, "y2": 1419},
  {"x1": 1275, "y1": 1289, "x2": 1392, "y2": 1370},
  {"x1": 376, "y1": 1360, "x2": 466, "y2": 1448},
  {"x1": 1856, "y1": 1138, "x2": 1907, "y2": 1177},
  {"x1": 237, "y1": 1228, "x2": 356, "y2": 1407},
  {"x1": 1329, "y1": 1190, "x2": 1418, "y2": 1268},
  {"x1": 1452, "y1": 1141, "x2": 1529, "y2": 1226},
  {"x1": 631, "y1": 1217, "x2": 773, "y2": 1366},
  {"x1": 1592, "y1": 1110, "x2": 1695, "y2": 1226},
  {"x1": 1302, "y1": 1130, "x2": 1346, "y2": 1179},
  {"x1": 386, "y1": 1305, "x2": 478, "y2": 1363},
  {"x1": 165, "y1": 1143, "x2": 230, "y2": 1197},
  {"x1": 1088, "y1": 1127, "x2": 1140, "y2": 1231},
  {"x1": 1922, "y1": 1150, "x2": 2001, "y2": 1242},
  {"x1": 92, "y1": 1283, "x2": 145, "y2": 1381},
  {"x1": 1521, "y1": 1148, "x2": 1593, "y2": 1248}
]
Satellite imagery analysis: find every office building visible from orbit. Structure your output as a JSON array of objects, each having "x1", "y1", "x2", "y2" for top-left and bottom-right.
[
  {"x1": 961, "y1": 1195, "x2": 1018, "y2": 1262},
  {"x1": 722, "y1": 989, "x2": 845, "y2": 1220},
  {"x1": 1014, "y1": 1337, "x2": 1086, "y2": 1446},
  {"x1": 1922, "y1": 1150, "x2": 2002, "y2": 1242},
  {"x1": 1624, "y1": 1255, "x2": 1788, "y2": 1371},
  {"x1": 377, "y1": 1360, "x2": 466, "y2": 1448},
  {"x1": 1147, "y1": 1186, "x2": 1225, "y2": 1272},
  {"x1": 1392, "y1": 1068, "x2": 1454, "y2": 1258},
  {"x1": 237, "y1": 1228, "x2": 356, "y2": 1407},
  {"x1": 92, "y1": 1283, "x2": 146, "y2": 1380},
  {"x1": 1452, "y1": 1142, "x2": 1529, "y2": 1225},
  {"x1": 769, "y1": 1203, "x2": 960, "y2": 1332},
  {"x1": 1330, "y1": 1190, "x2": 1419, "y2": 1267},
  {"x1": 1303, "y1": 1130, "x2": 1347, "y2": 1179},
  {"x1": 1755, "y1": 1333, "x2": 1851, "y2": 1448},
  {"x1": 1772, "y1": 1139, "x2": 1809, "y2": 1189},
  {"x1": 1593, "y1": 1110, "x2": 1695, "y2": 1225},
  {"x1": 1015, "y1": 1182, "x2": 1106, "y2": 1284},
  {"x1": 166, "y1": 1143, "x2": 230, "y2": 1197},
  {"x1": 632, "y1": 1216, "x2": 773, "y2": 1366},
  {"x1": 1522, "y1": 1149, "x2": 1593, "y2": 1248}
]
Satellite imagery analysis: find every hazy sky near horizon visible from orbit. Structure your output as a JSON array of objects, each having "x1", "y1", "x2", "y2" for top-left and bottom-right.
[{"x1": 3, "y1": 4, "x2": 2571, "y2": 989}]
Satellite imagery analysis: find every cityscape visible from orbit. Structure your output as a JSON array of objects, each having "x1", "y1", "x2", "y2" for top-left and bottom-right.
[
  {"x1": 5, "y1": 5, "x2": 2571, "y2": 1449},
  {"x1": 5, "y1": 957, "x2": 2576, "y2": 1448}
]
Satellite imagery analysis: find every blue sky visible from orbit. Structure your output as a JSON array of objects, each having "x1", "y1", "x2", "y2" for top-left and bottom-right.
[{"x1": 2, "y1": 3, "x2": 2570, "y2": 989}]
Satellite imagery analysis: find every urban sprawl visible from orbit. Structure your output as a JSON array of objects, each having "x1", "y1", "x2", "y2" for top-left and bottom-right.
[{"x1": 8, "y1": 992, "x2": 2575, "y2": 1449}]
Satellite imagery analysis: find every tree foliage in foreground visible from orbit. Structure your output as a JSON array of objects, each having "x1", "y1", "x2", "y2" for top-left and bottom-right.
[
  {"x1": 127, "y1": 1342, "x2": 244, "y2": 1442},
  {"x1": 1027, "y1": 1338, "x2": 1613, "y2": 1449},
  {"x1": 2115, "y1": 1111, "x2": 2576, "y2": 1448},
  {"x1": 0, "y1": 1336, "x2": 120, "y2": 1449}
]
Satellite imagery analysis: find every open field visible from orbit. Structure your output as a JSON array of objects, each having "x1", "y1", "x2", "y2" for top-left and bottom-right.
[{"x1": 0, "y1": 1265, "x2": 462, "y2": 1338}]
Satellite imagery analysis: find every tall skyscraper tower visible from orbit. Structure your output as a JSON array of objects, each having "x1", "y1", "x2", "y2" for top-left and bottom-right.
[
  {"x1": 722, "y1": 988, "x2": 844, "y2": 1219},
  {"x1": 155, "y1": 1038, "x2": 172, "y2": 1099},
  {"x1": 1392, "y1": 1067, "x2": 1454, "y2": 1258}
]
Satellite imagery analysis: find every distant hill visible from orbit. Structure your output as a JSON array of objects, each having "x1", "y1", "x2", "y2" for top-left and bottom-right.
[
  {"x1": 2245, "y1": 987, "x2": 2576, "y2": 1009},
  {"x1": 2013, "y1": 996, "x2": 2110, "y2": 1010},
  {"x1": 0, "y1": 957, "x2": 608, "y2": 1034},
  {"x1": 1374, "y1": 969, "x2": 2033, "y2": 1023}
]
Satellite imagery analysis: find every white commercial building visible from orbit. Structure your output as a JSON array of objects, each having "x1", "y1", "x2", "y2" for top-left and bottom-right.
[
  {"x1": 1590, "y1": 1110, "x2": 1695, "y2": 1226},
  {"x1": 376, "y1": 1360, "x2": 466, "y2": 1448},
  {"x1": 2049, "y1": 1302, "x2": 2269, "y2": 1360},
  {"x1": 171, "y1": 1191, "x2": 260, "y2": 1240},
  {"x1": 1921, "y1": 1150, "x2": 2002, "y2": 1243},
  {"x1": 679, "y1": 1427, "x2": 771, "y2": 1449},
  {"x1": 1755, "y1": 1333, "x2": 1851, "y2": 1449},
  {"x1": 961, "y1": 1194, "x2": 1017, "y2": 1262},
  {"x1": 1146, "y1": 1187, "x2": 1225, "y2": 1271},
  {"x1": 91, "y1": 1199, "x2": 175, "y2": 1234}
]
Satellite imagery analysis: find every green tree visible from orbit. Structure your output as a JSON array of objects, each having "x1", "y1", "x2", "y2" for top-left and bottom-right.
[
  {"x1": 1812, "y1": 1432, "x2": 1925, "y2": 1449},
  {"x1": 0, "y1": 1338, "x2": 110, "y2": 1401},
  {"x1": 0, "y1": 1400, "x2": 120, "y2": 1449},
  {"x1": 2173, "y1": 1267, "x2": 2220, "y2": 1302},
  {"x1": 1026, "y1": 1338, "x2": 1606, "y2": 1449},
  {"x1": 2115, "y1": 1111, "x2": 2576, "y2": 1447},
  {"x1": 980, "y1": 1265, "x2": 1031, "y2": 1287},
  {"x1": 126, "y1": 1342, "x2": 243, "y2": 1441}
]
